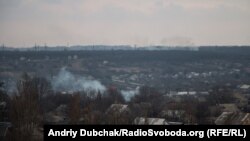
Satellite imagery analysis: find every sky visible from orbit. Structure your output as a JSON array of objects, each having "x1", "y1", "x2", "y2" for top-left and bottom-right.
[{"x1": 0, "y1": 0, "x2": 250, "y2": 47}]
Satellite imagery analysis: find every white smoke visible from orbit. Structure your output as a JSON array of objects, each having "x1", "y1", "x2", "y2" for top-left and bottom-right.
[
  {"x1": 2, "y1": 79, "x2": 17, "y2": 95},
  {"x1": 121, "y1": 87, "x2": 140, "y2": 102},
  {"x1": 52, "y1": 68, "x2": 106, "y2": 93}
]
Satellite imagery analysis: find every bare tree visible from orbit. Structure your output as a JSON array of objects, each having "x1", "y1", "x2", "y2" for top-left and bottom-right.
[
  {"x1": 68, "y1": 93, "x2": 81, "y2": 124},
  {"x1": 9, "y1": 74, "x2": 42, "y2": 141},
  {"x1": 0, "y1": 82, "x2": 10, "y2": 122},
  {"x1": 31, "y1": 77, "x2": 51, "y2": 101}
]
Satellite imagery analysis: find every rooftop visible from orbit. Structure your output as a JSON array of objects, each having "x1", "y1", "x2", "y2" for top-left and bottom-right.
[
  {"x1": 215, "y1": 112, "x2": 250, "y2": 125},
  {"x1": 134, "y1": 117, "x2": 167, "y2": 125},
  {"x1": 106, "y1": 104, "x2": 129, "y2": 114}
]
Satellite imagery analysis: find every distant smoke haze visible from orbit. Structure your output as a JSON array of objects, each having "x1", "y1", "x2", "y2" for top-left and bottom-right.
[
  {"x1": 52, "y1": 68, "x2": 106, "y2": 93},
  {"x1": 1, "y1": 0, "x2": 250, "y2": 47},
  {"x1": 161, "y1": 37, "x2": 195, "y2": 46}
]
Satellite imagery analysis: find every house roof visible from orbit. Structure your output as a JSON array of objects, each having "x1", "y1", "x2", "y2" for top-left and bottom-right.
[
  {"x1": 215, "y1": 112, "x2": 250, "y2": 125},
  {"x1": 229, "y1": 113, "x2": 250, "y2": 125},
  {"x1": 219, "y1": 104, "x2": 239, "y2": 113},
  {"x1": 106, "y1": 104, "x2": 129, "y2": 114},
  {"x1": 215, "y1": 112, "x2": 233, "y2": 125},
  {"x1": 240, "y1": 85, "x2": 250, "y2": 89},
  {"x1": 134, "y1": 117, "x2": 166, "y2": 125}
]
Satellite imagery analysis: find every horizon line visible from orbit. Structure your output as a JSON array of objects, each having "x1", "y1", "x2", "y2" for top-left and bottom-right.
[{"x1": 1, "y1": 44, "x2": 250, "y2": 49}]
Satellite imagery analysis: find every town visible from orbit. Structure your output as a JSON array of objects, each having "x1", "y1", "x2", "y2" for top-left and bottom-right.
[{"x1": 1, "y1": 46, "x2": 250, "y2": 140}]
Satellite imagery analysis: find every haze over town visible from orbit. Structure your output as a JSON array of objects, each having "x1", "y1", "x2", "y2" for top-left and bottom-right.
[
  {"x1": 1, "y1": 0, "x2": 250, "y2": 47},
  {"x1": 1, "y1": 1, "x2": 250, "y2": 141}
]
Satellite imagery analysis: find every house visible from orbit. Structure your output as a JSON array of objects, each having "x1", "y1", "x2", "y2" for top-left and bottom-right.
[
  {"x1": 215, "y1": 112, "x2": 233, "y2": 125},
  {"x1": 241, "y1": 113, "x2": 250, "y2": 125},
  {"x1": 176, "y1": 91, "x2": 197, "y2": 96},
  {"x1": 161, "y1": 110, "x2": 186, "y2": 121},
  {"x1": 105, "y1": 104, "x2": 131, "y2": 124},
  {"x1": 219, "y1": 104, "x2": 239, "y2": 113},
  {"x1": 233, "y1": 93, "x2": 248, "y2": 108},
  {"x1": 44, "y1": 104, "x2": 68, "y2": 124},
  {"x1": 166, "y1": 122, "x2": 184, "y2": 125},
  {"x1": 240, "y1": 84, "x2": 250, "y2": 90},
  {"x1": 134, "y1": 117, "x2": 167, "y2": 125},
  {"x1": 45, "y1": 113, "x2": 67, "y2": 124},
  {"x1": 239, "y1": 84, "x2": 250, "y2": 93},
  {"x1": 177, "y1": 92, "x2": 188, "y2": 96},
  {"x1": 215, "y1": 112, "x2": 250, "y2": 125},
  {"x1": 105, "y1": 104, "x2": 129, "y2": 114}
]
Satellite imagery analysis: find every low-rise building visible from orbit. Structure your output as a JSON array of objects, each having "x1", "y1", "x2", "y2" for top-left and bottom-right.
[
  {"x1": 105, "y1": 104, "x2": 131, "y2": 124},
  {"x1": 134, "y1": 117, "x2": 167, "y2": 125},
  {"x1": 219, "y1": 104, "x2": 239, "y2": 113},
  {"x1": 215, "y1": 112, "x2": 250, "y2": 125}
]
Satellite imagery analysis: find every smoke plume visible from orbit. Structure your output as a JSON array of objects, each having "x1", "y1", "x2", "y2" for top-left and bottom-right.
[
  {"x1": 52, "y1": 68, "x2": 106, "y2": 93},
  {"x1": 121, "y1": 87, "x2": 140, "y2": 101}
]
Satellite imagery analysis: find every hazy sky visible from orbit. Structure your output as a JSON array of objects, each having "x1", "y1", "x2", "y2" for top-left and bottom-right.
[{"x1": 0, "y1": 0, "x2": 250, "y2": 47}]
